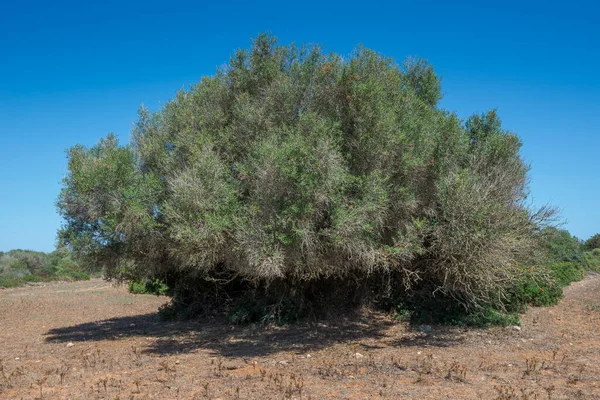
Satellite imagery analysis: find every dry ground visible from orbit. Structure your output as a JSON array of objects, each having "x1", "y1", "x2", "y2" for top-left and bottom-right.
[{"x1": 1, "y1": 274, "x2": 600, "y2": 399}]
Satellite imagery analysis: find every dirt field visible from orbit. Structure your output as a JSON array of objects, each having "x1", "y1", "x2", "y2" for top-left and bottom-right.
[{"x1": 1, "y1": 275, "x2": 599, "y2": 399}]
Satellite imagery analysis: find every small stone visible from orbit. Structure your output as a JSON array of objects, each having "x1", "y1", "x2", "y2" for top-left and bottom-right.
[
  {"x1": 175, "y1": 360, "x2": 180, "y2": 364},
  {"x1": 14, "y1": 357, "x2": 19, "y2": 360},
  {"x1": 354, "y1": 353, "x2": 364, "y2": 359},
  {"x1": 306, "y1": 354, "x2": 311, "y2": 358},
  {"x1": 66, "y1": 342, "x2": 74, "y2": 348},
  {"x1": 511, "y1": 326, "x2": 521, "y2": 332}
]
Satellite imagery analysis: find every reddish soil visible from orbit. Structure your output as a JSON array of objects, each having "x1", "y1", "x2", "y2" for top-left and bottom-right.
[{"x1": 1, "y1": 274, "x2": 600, "y2": 399}]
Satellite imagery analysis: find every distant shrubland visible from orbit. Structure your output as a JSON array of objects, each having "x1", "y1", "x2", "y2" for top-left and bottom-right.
[
  {"x1": 56, "y1": 33, "x2": 598, "y2": 325},
  {"x1": 0, "y1": 248, "x2": 89, "y2": 288}
]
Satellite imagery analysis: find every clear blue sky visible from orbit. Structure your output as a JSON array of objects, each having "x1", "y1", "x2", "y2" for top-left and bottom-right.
[{"x1": 1, "y1": 0, "x2": 598, "y2": 252}]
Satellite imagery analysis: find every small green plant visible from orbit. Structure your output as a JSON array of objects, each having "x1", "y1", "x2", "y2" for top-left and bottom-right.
[
  {"x1": 392, "y1": 305, "x2": 412, "y2": 322},
  {"x1": 128, "y1": 278, "x2": 170, "y2": 296}
]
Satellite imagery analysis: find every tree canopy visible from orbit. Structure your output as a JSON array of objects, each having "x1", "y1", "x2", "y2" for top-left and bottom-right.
[
  {"x1": 583, "y1": 233, "x2": 600, "y2": 251},
  {"x1": 57, "y1": 34, "x2": 554, "y2": 316}
]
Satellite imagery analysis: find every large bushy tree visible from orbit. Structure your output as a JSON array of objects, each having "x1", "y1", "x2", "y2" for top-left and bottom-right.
[{"x1": 57, "y1": 34, "x2": 552, "y2": 314}]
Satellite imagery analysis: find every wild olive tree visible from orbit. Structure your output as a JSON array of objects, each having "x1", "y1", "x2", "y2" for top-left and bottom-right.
[{"x1": 57, "y1": 34, "x2": 551, "y2": 315}]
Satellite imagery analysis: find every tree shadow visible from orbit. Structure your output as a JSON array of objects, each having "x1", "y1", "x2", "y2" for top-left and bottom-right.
[
  {"x1": 44, "y1": 312, "x2": 466, "y2": 358},
  {"x1": 390, "y1": 326, "x2": 468, "y2": 348}
]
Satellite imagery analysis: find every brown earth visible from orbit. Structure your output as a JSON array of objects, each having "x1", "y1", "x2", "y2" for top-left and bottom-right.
[{"x1": 1, "y1": 274, "x2": 600, "y2": 399}]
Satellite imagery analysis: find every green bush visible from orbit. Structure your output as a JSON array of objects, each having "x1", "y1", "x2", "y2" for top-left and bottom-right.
[
  {"x1": 128, "y1": 278, "x2": 170, "y2": 296},
  {"x1": 403, "y1": 295, "x2": 520, "y2": 327},
  {"x1": 0, "y1": 248, "x2": 89, "y2": 287},
  {"x1": 583, "y1": 234, "x2": 600, "y2": 251},
  {"x1": 538, "y1": 228, "x2": 586, "y2": 264},
  {"x1": 504, "y1": 262, "x2": 588, "y2": 313},
  {"x1": 56, "y1": 269, "x2": 90, "y2": 281},
  {"x1": 22, "y1": 274, "x2": 44, "y2": 283},
  {"x1": 406, "y1": 259, "x2": 591, "y2": 327},
  {"x1": 550, "y1": 262, "x2": 586, "y2": 287},
  {"x1": 587, "y1": 249, "x2": 600, "y2": 267},
  {"x1": 57, "y1": 33, "x2": 556, "y2": 322},
  {"x1": 460, "y1": 308, "x2": 521, "y2": 327},
  {"x1": 0, "y1": 276, "x2": 21, "y2": 288},
  {"x1": 508, "y1": 274, "x2": 562, "y2": 309}
]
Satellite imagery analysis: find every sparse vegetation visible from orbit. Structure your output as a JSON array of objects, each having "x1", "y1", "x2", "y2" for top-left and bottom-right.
[{"x1": 1, "y1": 276, "x2": 600, "y2": 398}]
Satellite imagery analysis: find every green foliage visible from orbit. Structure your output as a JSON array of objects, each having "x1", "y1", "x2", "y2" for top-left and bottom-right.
[
  {"x1": 22, "y1": 274, "x2": 44, "y2": 283},
  {"x1": 457, "y1": 307, "x2": 521, "y2": 327},
  {"x1": 405, "y1": 296, "x2": 521, "y2": 327},
  {"x1": 58, "y1": 33, "x2": 557, "y2": 321},
  {"x1": 0, "y1": 248, "x2": 89, "y2": 288},
  {"x1": 392, "y1": 305, "x2": 412, "y2": 322},
  {"x1": 128, "y1": 278, "x2": 170, "y2": 296},
  {"x1": 539, "y1": 227, "x2": 586, "y2": 264},
  {"x1": 550, "y1": 262, "x2": 587, "y2": 287},
  {"x1": 583, "y1": 233, "x2": 600, "y2": 251},
  {"x1": 503, "y1": 261, "x2": 590, "y2": 315},
  {"x1": 0, "y1": 276, "x2": 21, "y2": 288},
  {"x1": 493, "y1": 228, "x2": 598, "y2": 315},
  {"x1": 507, "y1": 268, "x2": 563, "y2": 309},
  {"x1": 407, "y1": 260, "x2": 589, "y2": 327}
]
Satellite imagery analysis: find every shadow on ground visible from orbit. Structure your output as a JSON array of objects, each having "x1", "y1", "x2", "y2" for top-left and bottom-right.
[{"x1": 44, "y1": 312, "x2": 465, "y2": 358}]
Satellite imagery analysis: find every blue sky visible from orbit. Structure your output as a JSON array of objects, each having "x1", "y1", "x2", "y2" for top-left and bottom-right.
[{"x1": 1, "y1": 0, "x2": 598, "y2": 252}]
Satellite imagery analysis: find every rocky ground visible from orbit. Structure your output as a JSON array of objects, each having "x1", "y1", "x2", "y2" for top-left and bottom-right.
[{"x1": 1, "y1": 274, "x2": 599, "y2": 399}]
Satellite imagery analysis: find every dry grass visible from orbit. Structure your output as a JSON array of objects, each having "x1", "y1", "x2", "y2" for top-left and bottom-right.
[{"x1": 1, "y1": 276, "x2": 600, "y2": 399}]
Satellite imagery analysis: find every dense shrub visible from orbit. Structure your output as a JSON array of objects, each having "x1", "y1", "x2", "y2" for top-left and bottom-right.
[
  {"x1": 504, "y1": 261, "x2": 591, "y2": 312},
  {"x1": 538, "y1": 227, "x2": 585, "y2": 264},
  {"x1": 583, "y1": 233, "x2": 600, "y2": 251},
  {"x1": 413, "y1": 258, "x2": 593, "y2": 327},
  {"x1": 128, "y1": 278, "x2": 170, "y2": 296},
  {"x1": 0, "y1": 276, "x2": 21, "y2": 288},
  {"x1": 494, "y1": 230, "x2": 596, "y2": 319},
  {"x1": 58, "y1": 34, "x2": 556, "y2": 321},
  {"x1": 0, "y1": 248, "x2": 89, "y2": 288}
]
